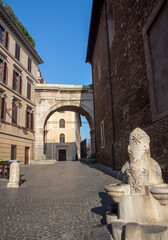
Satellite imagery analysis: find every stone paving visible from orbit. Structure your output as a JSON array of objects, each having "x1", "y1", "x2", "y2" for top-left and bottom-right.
[{"x1": 0, "y1": 162, "x2": 119, "y2": 240}]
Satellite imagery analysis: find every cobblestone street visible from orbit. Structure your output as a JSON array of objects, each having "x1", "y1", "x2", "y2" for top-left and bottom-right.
[{"x1": 0, "y1": 162, "x2": 119, "y2": 240}]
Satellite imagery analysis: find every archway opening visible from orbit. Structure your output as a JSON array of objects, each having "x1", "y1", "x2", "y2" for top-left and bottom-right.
[{"x1": 44, "y1": 106, "x2": 93, "y2": 161}]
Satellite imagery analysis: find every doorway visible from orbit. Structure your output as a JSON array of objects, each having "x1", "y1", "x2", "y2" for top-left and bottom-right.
[
  {"x1": 59, "y1": 149, "x2": 66, "y2": 161},
  {"x1": 25, "y1": 147, "x2": 29, "y2": 164},
  {"x1": 11, "y1": 145, "x2": 16, "y2": 160}
]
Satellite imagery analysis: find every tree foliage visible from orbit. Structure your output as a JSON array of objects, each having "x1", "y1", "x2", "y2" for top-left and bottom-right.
[{"x1": 0, "y1": 0, "x2": 35, "y2": 47}]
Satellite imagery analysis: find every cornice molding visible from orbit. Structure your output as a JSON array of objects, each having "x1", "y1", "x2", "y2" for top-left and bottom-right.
[{"x1": 0, "y1": 5, "x2": 43, "y2": 65}]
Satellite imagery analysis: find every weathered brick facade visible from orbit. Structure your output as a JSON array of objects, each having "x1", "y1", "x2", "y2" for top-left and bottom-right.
[{"x1": 87, "y1": 0, "x2": 168, "y2": 180}]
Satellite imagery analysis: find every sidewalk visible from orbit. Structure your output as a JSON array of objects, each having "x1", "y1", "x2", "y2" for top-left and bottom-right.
[{"x1": 0, "y1": 161, "x2": 120, "y2": 240}]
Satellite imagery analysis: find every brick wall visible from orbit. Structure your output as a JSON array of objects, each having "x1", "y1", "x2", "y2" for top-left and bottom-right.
[{"x1": 91, "y1": 0, "x2": 168, "y2": 181}]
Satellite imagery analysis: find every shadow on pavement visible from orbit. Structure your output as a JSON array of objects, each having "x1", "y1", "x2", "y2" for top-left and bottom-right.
[
  {"x1": 91, "y1": 192, "x2": 117, "y2": 225},
  {"x1": 81, "y1": 161, "x2": 125, "y2": 182},
  {"x1": 20, "y1": 174, "x2": 26, "y2": 186}
]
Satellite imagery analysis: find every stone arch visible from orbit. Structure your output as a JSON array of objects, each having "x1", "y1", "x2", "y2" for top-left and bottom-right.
[
  {"x1": 43, "y1": 102, "x2": 94, "y2": 131},
  {"x1": 34, "y1": 99, "x2": 95, "y2": 162}
]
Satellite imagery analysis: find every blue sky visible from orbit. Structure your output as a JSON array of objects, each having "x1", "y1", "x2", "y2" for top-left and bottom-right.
[{"x1": 5, "y1": 0, "x2": 92, "y2": 140}]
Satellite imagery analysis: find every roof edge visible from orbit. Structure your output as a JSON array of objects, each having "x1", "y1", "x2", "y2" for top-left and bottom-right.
[{"x1": 0, "y1": 5, "x2": 43, "y2": 64}]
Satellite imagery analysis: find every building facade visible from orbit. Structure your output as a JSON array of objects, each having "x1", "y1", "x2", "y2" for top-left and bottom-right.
[
  {"x1": 0, "y1": 5, "x2": 43, "y2": 164},
  {"x1": 45, "y1": 111, "x2": 81, "y2": 161},
  {"x1": 86, "y1": 0, "x2": 168, "y2": 178}
]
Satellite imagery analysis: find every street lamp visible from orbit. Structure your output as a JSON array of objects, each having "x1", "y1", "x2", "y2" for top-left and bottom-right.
[{"x1": 6, "y1": 99, "x2": 22, "y2": 112}]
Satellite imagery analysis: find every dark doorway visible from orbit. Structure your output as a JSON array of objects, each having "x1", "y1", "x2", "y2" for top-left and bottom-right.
[
  {"x1": 59, "y1": 149, "x2": 66, "y2": 161},
  {"x1": 11, "y1": 145, "x2": 16, "y2": 160},
  {"x1": 25, "y1": 147, "x2": 29, "y2": 164}
]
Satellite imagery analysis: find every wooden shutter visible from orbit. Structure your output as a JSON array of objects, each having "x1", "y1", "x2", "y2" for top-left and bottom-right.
[
  {"x1": 18, "y1": 46, "x2": 20, "y2": 61},
  {"x1": 2, "y1": 30, "x2": 5, "y2": 46},
  {"x1": 3, "y1": 62, "x2": 7, "y2": 84},
  {"x1": 1, "y1": 98, "x2": 5, "y2": 120},
  {"x1": 19, "y1": 76, "x2": 22, "y2": 94},
  {"x1": 1, "y1": 61, "x2": 4, "y2": 82},
  {"x1": 4, "y1": 100, "x2": 6, "y2": 121},
  {"x1": 28, "y1": 58, "x2": 31, "y2": 72},
  {"x1": 5, "y1": 31, "x2": 8, "y2": 50},
  {"x1": 17, "y1": 75, "x2": 20, "y2": 93},
  {"x1": 26, "y1": 109, "x2": 28, "y2": 128},
  {"x1": 15, "y1": 44, "x2": 20, "y2": 61},
  {"x1": 27, "y1": 82, "x2": 31, "y2": 100},
  {"x1": 15, "y1": 44, "x2": 17, "y2": 58},
  {"x1": 12, "y1": 101, "x2": 17, "y2": 124},
  {"x1": 31, "y1": 112, "x2": 33, "y2": 130},
  {"x1": 13, "y1": 70, "x2": 15, "y2": 89}
]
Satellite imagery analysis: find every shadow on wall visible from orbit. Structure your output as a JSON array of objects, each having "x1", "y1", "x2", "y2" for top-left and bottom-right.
[{"x1": 44, "y1": 142, "x2": 78, "y2": 161}]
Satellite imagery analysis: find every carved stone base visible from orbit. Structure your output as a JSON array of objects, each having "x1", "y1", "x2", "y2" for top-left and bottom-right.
[
  {"x1": 7, "y1": 182, "x2": 19, "y2": 188},
  {"x1": 111, "y1": 220, "x2": 168, "y2": 240}
]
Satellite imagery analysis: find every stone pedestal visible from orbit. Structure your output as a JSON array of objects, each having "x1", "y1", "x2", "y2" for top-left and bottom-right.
[{"x1": 7, "y1": 162, "x2": 20, "y2": 188}]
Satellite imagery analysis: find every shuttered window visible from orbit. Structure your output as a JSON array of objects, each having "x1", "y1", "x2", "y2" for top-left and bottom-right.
[
  {"x1": 0, "y1": 60, "x2": 8, "y2": 84},
  {"x1": 5, "y1": 31, "x2": 9, "y2": 50},
  {"x1": 3, "y1": 62, "x2": 7, "y2": 84},
  {"x1": 13, "y1": 70, "x2": 22, "y2": 94},
  {"x1": 15, "y1": 43, "x2": 20, "y2": 61},
  {"x1": 59, "y1": 119, "x2": 65, "y2": 128},
  {"x1": 0, "y1": 25, "x2": 9, "y2": 50},
  {"x1": 0, "y1": 96, "x2": 6, "y2": 121},
  {"x1": 0, "y1": 59, "x2": 3, "y2": 81},
  {"x1": 12, "y1": 100, "x2": 17, "y2": 124},
  {"x1": 19, "y1": 76, "x2": 22, "y2": 94},
  {"x1": 27, "y1": 81, "x2": 31, "y2": 100},
  {"x1": 26, "y1": 107, "x2": 33, "y2": 130},
  {"x1": 28, "y1": 57, "x2": 31, "y2": 73},
  {"x1": 60, "y1": 133, "x2": 65, "y2": 143}
]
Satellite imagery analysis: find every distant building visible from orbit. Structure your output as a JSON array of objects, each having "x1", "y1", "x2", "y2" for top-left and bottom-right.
[
  {"x1": 86, "y1": 0, "x2": 168, "y2": 177},
  {"x1": 81, "y1": 139, "x2": 87, "y2": 159},
  {"x1": 45, "y1": 111, "x2": 81, "y2": 161},
  {"x1": 0, "y1": 4, "x2": 43, "y2": 164}
]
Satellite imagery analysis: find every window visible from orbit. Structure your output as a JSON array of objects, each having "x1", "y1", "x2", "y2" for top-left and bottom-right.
[
  {"x1": 15, "y1": 43, "x2": 20, "y2": 61},
  {"x1": 26, "y1": 107, "x2": 33, "y2": 130},
  {"x1": 143, "y1": 0, "x2": 168, "y2": 120},
  {"x1": 27, "y1": 80, "x2": 31, "y2": 100},
  {"x1": 0, "y1": 25, "x2": 9, "y2": 49},
  {"x1": 0, "y1": 94, "x2": 6, "y2": 121},
  {"x1": 59, "y1": 118, "x2": 65, "y2": 128},
  {"x1": 0, "y1": 59, "x2": 7, "y2": 84},
  {"x1": 28, "y1": 57, "x2": 31, "y2": 73},
  {"x1": 11, "y1": 99, "x2": 18, "y2": 124},
  {"x1": 100, "y1": 120, "x2": 105, "y2": 148},
  {"x1": 60, "y1": 133, "x2": 65, "y2": 143},
  {"x1": 13, "y1": 70, "x2": 22, "y2": 94}
]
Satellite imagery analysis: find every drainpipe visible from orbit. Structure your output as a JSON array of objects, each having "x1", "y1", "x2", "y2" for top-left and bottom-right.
[{"x1": 104, "y1": 0, "x2": 116, "y2": 170}]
